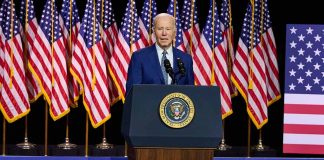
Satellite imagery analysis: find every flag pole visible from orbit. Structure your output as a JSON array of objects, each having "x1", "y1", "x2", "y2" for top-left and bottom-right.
[
  {"x1": 16, "y1": 0, "x2": 36, "y2": 150},
  {"x1": 86, "y1": 0, "x2": 98, "y2": 156},
  {"x1": 189, "y1": 0, "x2": 194, "y2": 55},
  {"x1": 172, "y1": 0, "x2": 176, "y2": 47},
  {"x1": 130, "y1": 0, "x2": 134, "y2": 54},
  {"x1": 251, "y1": 0, "x2": 267, "y2": 152},
  {"x1": 218, "y1": 0, "x2": 233, "y2": 151},
  {"x1": 123, "y1": 1, "x2": 135, "y2": 155},
  {"x1": 247, "y1": 0, "x2": 255, "y2": 157},
  {"x1": 96, "y1": 0, "x2": 113, "y2": 149},
  {"x1": 85, "y1": 112, "x2": 89, "y2": 157},
  {"x1": 58, "y1": 0, "x2": 76, "y2": 150},
  {"x1": 44, "y1": 102, "x2": 49, "y2": 156},
  {"x1": 2, "y1": 118, "x2": 6, "y2": 155},
  {"x1": 148, "y1": 0, "x2": 152, "y2": 45}
]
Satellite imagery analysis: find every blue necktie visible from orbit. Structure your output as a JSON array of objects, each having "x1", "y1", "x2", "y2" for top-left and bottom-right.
[{"x1": 161, "y1": 50, "x2": 168, "y2": 84}]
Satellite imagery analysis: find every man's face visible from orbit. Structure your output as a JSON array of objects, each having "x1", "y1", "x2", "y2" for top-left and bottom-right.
[{"x1": 154, "y1": 16, "x2": 176, "y2": 50}]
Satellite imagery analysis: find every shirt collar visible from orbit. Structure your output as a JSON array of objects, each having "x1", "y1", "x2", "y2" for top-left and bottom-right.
[{"x1": 155, "y1": 44, "x2": 172, "y2": 54}]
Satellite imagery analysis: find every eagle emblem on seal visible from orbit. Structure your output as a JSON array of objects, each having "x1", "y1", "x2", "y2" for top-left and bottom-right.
[{"x1": 170, "y1": 102, "x2": 185, "y2": 120}]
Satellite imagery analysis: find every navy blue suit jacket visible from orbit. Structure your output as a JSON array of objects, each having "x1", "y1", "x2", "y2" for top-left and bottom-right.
[{"x1": 126, "y1": 45, "x2": 194, "y2": 95}]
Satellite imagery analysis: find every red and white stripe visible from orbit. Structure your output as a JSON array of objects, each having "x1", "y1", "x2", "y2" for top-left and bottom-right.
[
  {"x1": 101, "y1": 23, "x2": 121, "y2": 104},
  {"x1": 60, "y1": 15, "x2": 81, "y2": 105},
  {"x1": 221, "y1": 24, "x2": 237, "y2": 96},
  {"x1": 183, "y1": 23, "x2": 200, "y2": 54},
  {"x1": 261, "y1": 27, "x2": 280, "y2": 104},
  {"x1": 0, "y1": 33, "x2": 30, "y2": 123},
  {"x1": 23, "y1": 18, "x2": 42, "y2": 102},
  {"x1": 231, "y1": 38, "x2": 268, "y2": 129},
  {"x1": 71, "y1": 34, "x2": 111, "y2": 128},
  {"x1": 109, "y1": 32, "x2": 131, "y2": 100},
  {"x1": 138, "y1": 19, "x2": 151, "y2": 47},
  {"x1": 28, "y1": 27, "x2": 69, "y2": 120},
  {"x1": 192, "y1": 35, "x2": 213, "y2": 86},
  {"x1": 247, "y1": 44, "x2": 268, "y2": 128},
  {"x1": 212, "y1": 41, "x2": 233, "y2": 119},
  {"x1": 283, "y1": 94, "x2": 324, "y2": 154}
]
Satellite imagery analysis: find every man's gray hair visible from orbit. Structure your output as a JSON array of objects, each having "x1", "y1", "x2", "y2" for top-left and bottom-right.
[{"x1": 153, "y1": 13, "x2": 177, "y2": 30}]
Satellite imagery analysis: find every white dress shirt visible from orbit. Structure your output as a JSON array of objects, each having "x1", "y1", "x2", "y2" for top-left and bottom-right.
[{"x1": 156, "y1": 44, "x2": 173, "y2": 84}]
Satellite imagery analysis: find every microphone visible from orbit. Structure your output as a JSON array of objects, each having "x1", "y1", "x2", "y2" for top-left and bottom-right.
[
  {"x1": 164, "y1": 59, "x2": 174, "y2": 75},
  {"x1": 176, "y1": 58, "x2": 185, "y2": 76},
  {"x1": 164, "y1": 59, "x2": 175, "y2": 84}
]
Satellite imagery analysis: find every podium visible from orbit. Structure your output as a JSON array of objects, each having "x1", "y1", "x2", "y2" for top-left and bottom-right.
[{"x1": 122, "y1": 84, "x2": 222, "y2": 160}]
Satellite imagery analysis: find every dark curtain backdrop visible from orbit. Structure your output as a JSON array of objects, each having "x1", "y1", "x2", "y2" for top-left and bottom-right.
[{"x1": 0, "y1": 0, "x2": 323, "y2": 157}]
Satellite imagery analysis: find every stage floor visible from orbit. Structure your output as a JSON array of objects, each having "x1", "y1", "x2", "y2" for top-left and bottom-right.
[{"x1": 0, "y1": 157, "x2": 323, "y2": 160}]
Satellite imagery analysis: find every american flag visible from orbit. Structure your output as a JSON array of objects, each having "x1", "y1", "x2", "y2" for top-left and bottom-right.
[
  {"x1": 167, "y1": 0, "x2": 186, "y2": 52},
  {"x1": 28, "y1": 0, "x2": 69, "y2": 120},
  {"x1": 261, "y1": 0, "x2": 281, "y2": 105},
  {"x1": 108, "y1": 0, "x2": 141, "y2": 100},
  {"x1": 139, "y1": 0, "x2": 157, "y2": 46},
  {"x1": 231, "y1": 0, "x2": 269, "y2": 129},
  {"x1": 0, "y1": 0, "x2": 30, "y2": 123},
  {"x1": 209, "y1": 0, "x2": 232, "y2": 119},
  {"x1": 95, "y1": 0, "x2": 120, "y2": 104},
  {"x1": 181, "y1": 0, "x2": 204, "y2": 86},
  {"x1": 220, "y1": 0, "x2": 237, "y2": 97},
  {"x1": 19, "y1": 0, "x2": 42, "y2": 102},
  {"x1": 60, "y1": 0, "x2": 81, "y2": 106},
  {"x1": 283, "y1": 24, "x2": 324, "y2": 154},
  {"x1": 180, "y1": 0, "x2": 200, "y2": 54},
  {"x1": 70, "y1": 0, "x2": 111, "y2": 128}
]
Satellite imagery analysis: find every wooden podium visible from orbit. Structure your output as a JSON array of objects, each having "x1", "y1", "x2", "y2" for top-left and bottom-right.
[
  {"x1": 127, "y1": 148, "x2": 214, "y2": 160},
  {"x1": 122, "y1": 85, "x2": 222, "y2": 160}
]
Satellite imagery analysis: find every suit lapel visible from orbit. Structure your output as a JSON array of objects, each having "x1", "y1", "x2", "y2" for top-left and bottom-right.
[{"x1": 172, "y1": 47, "x2": 179, "y2": 74}]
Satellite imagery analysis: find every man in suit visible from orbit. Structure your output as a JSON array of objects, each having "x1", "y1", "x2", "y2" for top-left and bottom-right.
[{"x1": 126, "y1": 13, "x2": 194, "y2": 95}]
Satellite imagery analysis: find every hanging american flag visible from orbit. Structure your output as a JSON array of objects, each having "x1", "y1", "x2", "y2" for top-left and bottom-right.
[
  {"x1": 261, "y1": 0, "x2": 281, "y2": 105},
  {"x1": 28, "y1": 0, "x2": 69, "y2": 120},
  {"x1": 181, "y1": 0, "x2": 205, "y2": 86},
  {"x1": 108, "y1": 0, "x2": 141, "y2": 100},
  {"x1": 208, "y1": 0, "x2": 233, "y2": 119},
  {"x1": 60, "y1": 0, "x2": 81, "y2": 106},
  {"x1": 220, "y1": 0, "x2": 237, "y2": 97},
  {"x1": 0, "y1": 0, "x2": 30, "y2": 123},
  {"x1": 192, "y1": 1, "x2": 213, "y2": 86},
  {"x1": 70, "y1": 0, "x2": 111, "y2": 128},
  {"x1": 231, "y1": 0, "x2": 268, "y2": 128},
  {"x1": 167, "y1": 0, "x2": 186, "y2": 52},
  {"x1": 180, "y1": 0, "x2": 200, "y2": 54},
  {"x1": 19, "y1": 0, "x2": 42, "y2": 102},
  {"x1": 139, "y1": 0, "x2": 157, "y2": 46},
  {"x1": 95, "y1": 0, "x2": 120, "y2": 104},
  {"x1": 283, "y1": 24, "x2": 324, "y2": 154}
]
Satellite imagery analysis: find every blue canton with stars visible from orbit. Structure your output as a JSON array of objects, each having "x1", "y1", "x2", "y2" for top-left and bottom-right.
[
  {"x1": 60, "y1": 0, "x2": 80, "y2": 31},
  {"x1": 181, "y1": 0, "x2": 198, "y2": 31},
  {"x1": 120, "y1": 0, "x2": 140, "y2": 46},
  {"x1": 167, "y1": 0, "x2": 184, "y2": 48},
  {"x1": 39, "y1": 0, "x2": 62, "y2": 44},
  {"x1": 79, "y1": 0, "x2": 101, "y2": 48},
  {"x1": 19, "y1": 0, "x2": 36, "y2": 25},
  {"x1": 285, "y1": 24, "x2": 324, "y2": 94},
  {"x1": 0, "y1": 0, "x2": 20, "y2": 40},
  {"x1": 220, "y1": 0, "x2": 230, "y2": 29},
  {"x1": 140, "y1": 0, "x2": 157, "y2": 32},
  {"x1": 201, "y1": 0, "x2": 223, "y2": 48},
  {"x1": 95, "y1": 0, "x2": 116, "y2": 30}
]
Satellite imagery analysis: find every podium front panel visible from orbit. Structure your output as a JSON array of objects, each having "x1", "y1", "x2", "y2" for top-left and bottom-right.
[{"x1": 122, "y1": 85, "x2": 222, "y2": 148}]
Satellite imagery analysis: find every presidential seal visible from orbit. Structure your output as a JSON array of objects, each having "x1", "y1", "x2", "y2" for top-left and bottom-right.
[{"x1": 159, "y1": 92, "x2": 195, "y2": 128}]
